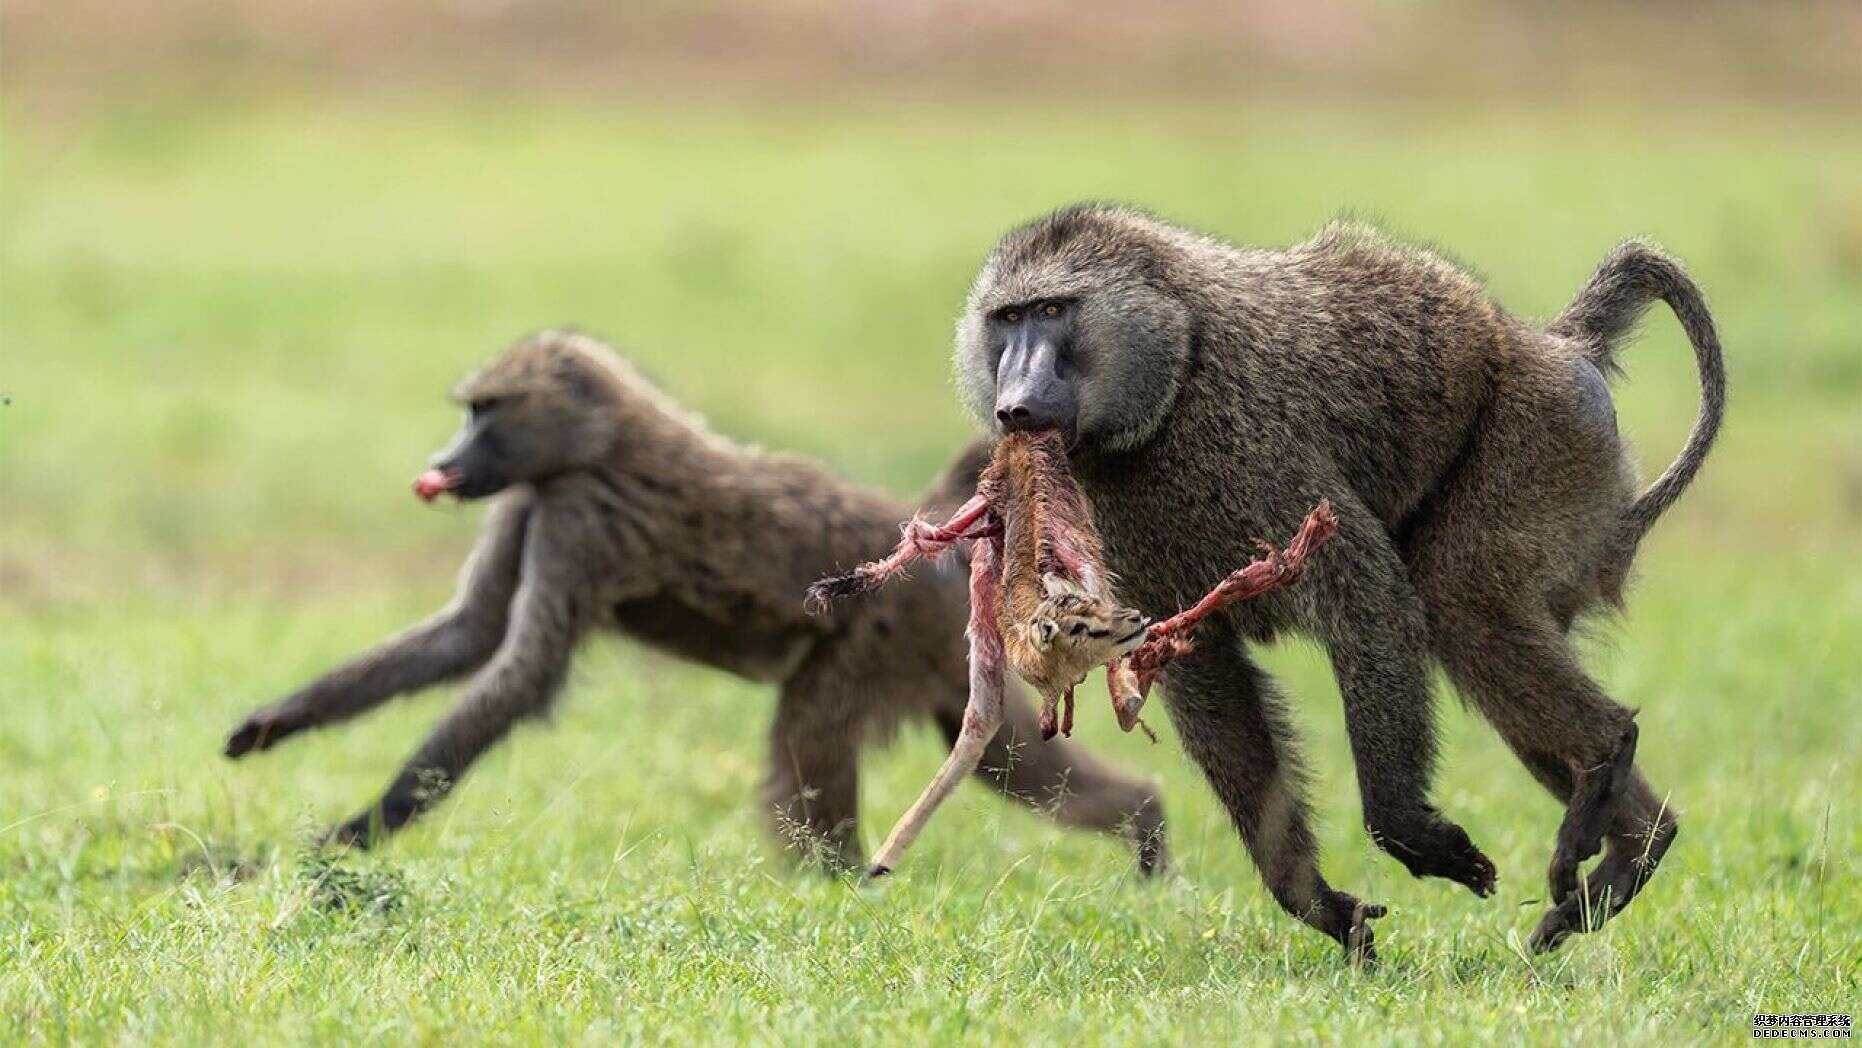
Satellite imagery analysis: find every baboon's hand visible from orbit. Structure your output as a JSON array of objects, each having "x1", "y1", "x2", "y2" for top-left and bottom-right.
[
  {"x1": 1318, "y1": 891, "x2": 1385, "y2": 967},
  {"x1": 1346, "y1": 901, "x2": 1386, "y2": 967},
  {"x1": 1370, "y1": 811, "x2": 1499, "y2": 898},
  {"x1": 1435, "y1": 826, "x2": 1500, "y2": 898},
  {"x1": 224, "y1": 710, "x2": 292, "y2": 758}
]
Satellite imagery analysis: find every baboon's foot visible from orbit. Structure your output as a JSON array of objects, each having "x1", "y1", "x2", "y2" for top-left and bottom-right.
[
  {"x1": 1131, "y1": 799, "x2": 1169, "y2": 877},
  {"x1": 1313, "y1": 891, "x2": 1386, "y2": 966},
  {"x1": 1369, "y1": 809, "x2": 1498, "y2": 897},
  {"x1": 321, "y1": 815, "x2": 382, "y2": 850},
  {"x1": 323, "y1": 795, "x2": 419, "y2": 850},
  {"x1": 223, "y1": 709, "x2": 296, "y2": 758},
  {"x1": 1530, "y1": 812, "x2": 1676, "y2": 953},
  {"x1": 1548, "y1": 723, "x2": 1639, "y2": 904}
]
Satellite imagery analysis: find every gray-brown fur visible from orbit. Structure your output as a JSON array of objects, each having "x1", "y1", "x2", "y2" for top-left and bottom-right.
[
  {"x1": 225, "y1": 330, "x2": 1165, "y2": 872},
  {"x1": 953, "y1": 205, "x2": 1724, "y2": 957}
]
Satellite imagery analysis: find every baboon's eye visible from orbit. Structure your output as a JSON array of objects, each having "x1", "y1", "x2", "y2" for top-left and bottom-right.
[
  {"x1": 1041, "y1": 302, "x2": 1062, "y2": 318},
  {"x1": 1069, "y1": 623, "x2": 1086, "y2": 636},
  {"x1": 1001, "y1": 308, "x2": 1022, "y2": 324},
  {"x1": 468, "y1": 398, "x2": 502, "y2": 417}
]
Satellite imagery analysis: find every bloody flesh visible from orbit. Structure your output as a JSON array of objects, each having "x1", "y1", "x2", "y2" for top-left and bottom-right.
[
  {"x1": 805, "y1": 430, "x2": 1336, "y2": 874},
  {"x1": 412, "y1": 468, "x2": 460, "y2": 502}
]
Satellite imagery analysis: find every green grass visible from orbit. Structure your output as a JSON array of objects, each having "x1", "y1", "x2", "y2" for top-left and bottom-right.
[{"x1": 2, "y1": 96, "x2": 1858, "y2": 1044}]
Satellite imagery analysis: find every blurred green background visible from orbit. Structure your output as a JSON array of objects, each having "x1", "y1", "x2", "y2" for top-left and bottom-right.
[{"x1": 1, "y1": 2, "x2": 1857, "y2": 1043}]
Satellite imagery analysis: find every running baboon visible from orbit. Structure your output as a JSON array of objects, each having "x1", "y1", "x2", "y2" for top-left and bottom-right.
[
  {"x1": 223, "y1": 330, "x2": 1167, "y2": 873},
  {"x1": 953, "y1": 205, "x2": 1724, "y2": 957}
]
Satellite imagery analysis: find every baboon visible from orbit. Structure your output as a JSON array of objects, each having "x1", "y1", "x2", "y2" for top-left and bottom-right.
[
  {"x1": 953, "y1": 205, "x2": 1725, "y2": 957},
  {"x1": 223, "y1": 330, "x2": 1167, "y2": 873}
]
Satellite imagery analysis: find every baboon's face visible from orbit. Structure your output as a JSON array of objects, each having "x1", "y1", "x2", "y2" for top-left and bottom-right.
[
  {"x1": 419, "y1": 397, "x2": 527, "y2": 500},
  {"x1": 977, "y1": 298, "x2": 1081, "y2": 443},
  {"x1": 956, "y1": 221, "x2": 1194, "y2": 457},
  {"x1": 415, "y1": 338, "x2": 617, "y2": 501}
]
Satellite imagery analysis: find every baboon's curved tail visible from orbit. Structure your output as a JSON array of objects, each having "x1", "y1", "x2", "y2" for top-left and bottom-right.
[{"x1": 1550, "y1": 240, "x2": 1727, "y2": 562}]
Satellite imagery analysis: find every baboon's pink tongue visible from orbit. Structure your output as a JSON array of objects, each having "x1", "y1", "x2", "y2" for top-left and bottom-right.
[{"x1": 413, "y1": 469, "x2": 459, "y2": 502}]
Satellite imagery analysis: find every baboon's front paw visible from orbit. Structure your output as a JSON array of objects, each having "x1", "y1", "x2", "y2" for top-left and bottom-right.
[
  {"x1": 224, "y1": 713, "x2": 286, "y2": 758},
  {"x1": 1330, "y1": 896, "x2": 1386, "y2": 966},
  {"x1": 1442, "y1": 830, "x2": 1500, "y2": 898},
  {"x1": 1373, "y1": 814, "x2": 1498, "y2": 898}
]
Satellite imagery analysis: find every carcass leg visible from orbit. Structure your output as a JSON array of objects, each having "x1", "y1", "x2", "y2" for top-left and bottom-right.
[
  {"x1": 806, "y1": 494, "x2": 993, "y2": 612},
  {"x1": 868, "y1": 535, "x2": 1007, "y2": 876}
]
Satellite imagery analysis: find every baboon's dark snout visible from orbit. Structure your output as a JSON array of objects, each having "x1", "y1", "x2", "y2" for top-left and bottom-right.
[
  {"x1": 993, "y1": 332, "x2": 1077, "y2": 437},
  {"x1": 993, "y1": 397, "x2": 1071, "y2": 435}
]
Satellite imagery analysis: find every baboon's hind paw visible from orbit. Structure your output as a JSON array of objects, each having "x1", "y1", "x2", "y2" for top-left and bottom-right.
[
  {"x1": 1548, "y1": 722, "x2": 1640, "y2": 904},
  {"x1": 1527, "y1": 894, "x2": 1600, "y2": 953},
  {"x1": 1134, "y1": 821, "x2": 1168, "y2": 878},
  {"x1": 1530, "y1": 812, "x2": 1677, "y2": 953}
]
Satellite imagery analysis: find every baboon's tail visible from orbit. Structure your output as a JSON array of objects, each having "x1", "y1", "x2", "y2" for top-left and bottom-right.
[{"x1": 1550, "y1": 240, "x2": 1727, "y2": 557}]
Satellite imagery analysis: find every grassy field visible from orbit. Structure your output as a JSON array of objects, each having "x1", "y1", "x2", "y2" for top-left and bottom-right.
[{"x1": 2, "y1": 96, "x2": 1858, "y2": 1044}]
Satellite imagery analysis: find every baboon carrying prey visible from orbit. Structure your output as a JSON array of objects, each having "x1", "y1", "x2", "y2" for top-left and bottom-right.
[
  {"x1": 224, "y1": 331, "x2": 1166, "y2": 872},
  {"x1": 953, "y1": 206, "x2": 1725, "y2": 957}
]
